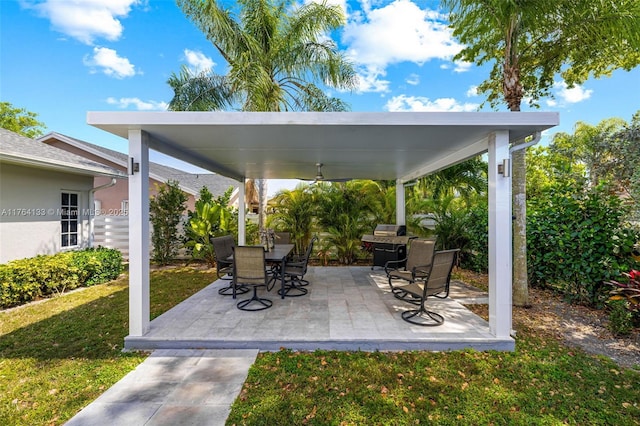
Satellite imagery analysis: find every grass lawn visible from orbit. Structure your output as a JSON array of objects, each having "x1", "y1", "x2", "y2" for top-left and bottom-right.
[
  {"x1": 2, "y1": 267, "x2": 639, "y2": 425},
  {"x1": 0, "y1": 267, "x2": 217, "y2": 426}
]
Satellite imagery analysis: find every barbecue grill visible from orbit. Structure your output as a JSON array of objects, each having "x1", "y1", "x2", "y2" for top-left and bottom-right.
[{"x1": 361, "y1": 224, "x2": 413, "y2": 269}]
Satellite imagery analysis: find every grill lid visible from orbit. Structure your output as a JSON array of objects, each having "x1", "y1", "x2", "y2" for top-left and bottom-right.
[{"x1": 373, "y1": 224, "x2": 406, "y2": 236}]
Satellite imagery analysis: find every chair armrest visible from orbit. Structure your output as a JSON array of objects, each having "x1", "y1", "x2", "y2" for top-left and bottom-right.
[
  {"x1": 411, "y1": 265, "x2": 431, "y2": 279},
  {"x1": 285, "y1": 260, "x2": 305, "y2": 268},
  {"x1": 384, "y1": 258, "x2": 408, "y2": 276}
]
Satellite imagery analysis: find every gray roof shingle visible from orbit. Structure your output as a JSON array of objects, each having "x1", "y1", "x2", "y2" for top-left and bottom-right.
[
  {"x1": 39, "y1": 132, "x2": 238, "y2": 196},
  {"x1": 0, "y1": 128, "x2": 124, "y2": 177}
]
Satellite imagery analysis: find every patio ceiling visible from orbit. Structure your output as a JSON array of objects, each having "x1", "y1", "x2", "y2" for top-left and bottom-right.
[{"x1": 87, "y1": 111, "x2": 559, "y2": 182}]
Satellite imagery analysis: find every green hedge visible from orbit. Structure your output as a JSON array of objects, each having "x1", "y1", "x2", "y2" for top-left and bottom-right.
[
  {"x1": 528, "y1": 182, "x2": 639, "y2": 306},
  {"x1": 0, "y1": 247, "x2": 123, "y2": 309}
]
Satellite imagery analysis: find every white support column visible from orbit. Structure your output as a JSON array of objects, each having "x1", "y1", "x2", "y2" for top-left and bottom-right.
[
  {"x1": 488, "y1": 130, "x2": 512, "y2": 338},
  {"x1": 237, "y1": 179, "x2": 246, "y2": 244},
  {"x1": 128, "y1": 129, "x2": 150, "y2": 337},
  {"x1": 395, "y1": 180, "x2": 406, "y2": 226}
]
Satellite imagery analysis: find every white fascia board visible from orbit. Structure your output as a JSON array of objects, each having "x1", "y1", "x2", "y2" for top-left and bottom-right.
[
  {"x1": 88, "y1": 111, "x2": 559, "y2": 129},
  {"x1": 0, "y1": 154, "x2": 126, "y2": 178}
]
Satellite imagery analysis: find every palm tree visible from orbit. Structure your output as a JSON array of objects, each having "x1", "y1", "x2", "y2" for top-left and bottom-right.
[
  {"x1": 411, "y1": 157, "x2": 487, "y2": 205},
  {"x1": 313, "y1": 180, "x2": 383, "y2": 264},
  {"x1": 442, "y1": 0, "x2": 640, "y2": 306},
  {"x1": 268, "y1": 184, "x2": 315, "y2": 255},
  {"x1": 168, "y1": 0, "x2": 358, "y2": 231}
]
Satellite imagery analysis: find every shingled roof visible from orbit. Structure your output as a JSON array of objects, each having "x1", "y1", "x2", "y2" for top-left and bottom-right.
[
  {"x1": 37, "y1": 132, "x2": 238, "y2": 197},
  {"x1": 0, "y1": 128, "x2": 125, "y2": 177}
]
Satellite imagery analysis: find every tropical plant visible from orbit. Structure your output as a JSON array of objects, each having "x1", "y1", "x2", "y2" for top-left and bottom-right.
[
  {"x1": 149, "y1": 181, "x2": 188, "y2": 265},
  {"x1": 168, "y1": 0, "x2": 358, "y2": 232},
  {"x1": 185, "y1": 187, "x2": 234, "y2": 267},
  {"x1": 604, "y1": 269, "x2": 640, "y2": 335},
  {"x1": 0, "y1": 102, "x2": 45, "y2": 138},
  {"x1": 313, "y1": 181, "x2": 382, "y2": 264},
  {"x1": 411, "y1": 157, "x2": 487, "y2": 206},
  {"x1": 442, "y1": 0, "x2": 640, "y2": 307},
  {"x1": 268, "y1": 184, "x2": 315, "y2": 256}
]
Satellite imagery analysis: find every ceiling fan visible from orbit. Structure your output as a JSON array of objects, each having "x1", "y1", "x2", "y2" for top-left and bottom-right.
[{"x1": 301, "y1": 163, "x2": 350, "y2": 183}]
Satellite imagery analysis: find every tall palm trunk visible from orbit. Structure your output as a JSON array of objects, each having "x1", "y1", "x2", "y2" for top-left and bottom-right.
[
  {"x1": 504, "y1": 12, "x2": 530, "y2": 307},
  {"x1": 257, "y1": 178, "x2": 268, "y2": 232}
]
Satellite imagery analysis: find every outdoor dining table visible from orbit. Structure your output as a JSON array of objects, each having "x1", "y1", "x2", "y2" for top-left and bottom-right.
[{"x1": 229, "y1": 244, "x2": 294, "y2": 300}]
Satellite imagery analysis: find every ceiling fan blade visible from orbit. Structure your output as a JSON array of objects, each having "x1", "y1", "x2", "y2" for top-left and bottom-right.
[{"x1": 294, "y1": 163, "x2": 351, "y2": 183}]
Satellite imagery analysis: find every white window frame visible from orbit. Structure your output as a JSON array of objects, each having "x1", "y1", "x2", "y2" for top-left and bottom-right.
[{"x1": 61, "y1": 191, "x2": 80, "y2": 248}]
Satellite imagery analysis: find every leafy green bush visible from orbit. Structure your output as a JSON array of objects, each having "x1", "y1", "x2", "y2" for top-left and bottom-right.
[
  {"x1": 607, "y1": 299, "x2": 634, "y2": 336},
  {"x1": 150, "y1": 180, "x2": 188, "y2": 265},
  {"x1": 528, "y1": 181, "x2": 639, "y2": 306},
  {"x1": 0, "y1": 248, "x2": 122, "y2": 308},
  {"x1": 462, "y1": 199, "x2": 489, "y2": 272},
  {"x1": 70, "y1": 247, "x2": 123, "y2": 285}
]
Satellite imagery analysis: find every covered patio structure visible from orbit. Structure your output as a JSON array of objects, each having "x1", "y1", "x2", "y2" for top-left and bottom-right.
[{"x1": 87, "y1": 111, "x2": 558, "y2": 351}]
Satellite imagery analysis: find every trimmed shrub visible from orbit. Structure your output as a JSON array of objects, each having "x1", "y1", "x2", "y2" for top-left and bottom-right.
[
  {"x1": 528, "y1": 181, "x2": 639, "y2": 306},
  {"x1": 0, "y1": 248, "x2": 123, "y2": 309}
]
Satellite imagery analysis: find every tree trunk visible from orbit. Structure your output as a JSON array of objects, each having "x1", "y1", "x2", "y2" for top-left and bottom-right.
[
  {"x1": 512, "y1": 147, "x2": 530, "y2": 306},
  {"x1": 257, "y1": 178, "x2": 268, "y2": 232}
]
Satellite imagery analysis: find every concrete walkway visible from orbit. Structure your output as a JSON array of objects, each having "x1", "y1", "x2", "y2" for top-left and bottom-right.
[{"x1": 65, "y1": 349, "x2": 257, "y2": 426}]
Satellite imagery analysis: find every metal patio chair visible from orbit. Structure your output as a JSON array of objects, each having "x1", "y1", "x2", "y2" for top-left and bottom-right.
[
  {"x1": 385, "y1": 239, "x2": 437, "y2": 303},
  {"x1": 233, "y1": 246, "x2": 272, "y2": 311},
  {"x1": 279, "y1": 236, "x2": 317, "y2": 297},
  {"x1": 211, "y1": 235, "x2": 248, "y2": 296},
  {"x1": 399, "y1": 249, "x2": 459, "y2": 326}
]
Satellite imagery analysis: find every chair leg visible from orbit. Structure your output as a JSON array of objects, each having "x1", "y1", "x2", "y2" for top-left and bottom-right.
[
  {"x1": 401, "y1": 300, "x2": 444, "y2": 326},
  {"x1": 237, "y1": 286, "x2": 272, "y2": 311},
  {"x1": 218, "y1": 283, "x2": 249, "y2": 296},
  {"x1": 278, "y1": 277, "x2": 308, "y2": 297}
]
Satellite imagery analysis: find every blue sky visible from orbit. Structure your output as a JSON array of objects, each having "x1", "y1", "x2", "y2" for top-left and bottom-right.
[{"x1": 2, "y1": 0, "x2": 639, "y2": 194}]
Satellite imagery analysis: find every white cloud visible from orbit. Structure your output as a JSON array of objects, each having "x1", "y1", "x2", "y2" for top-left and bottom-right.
[
  {"x1": 106, "y1": 97, "x2": 167, "y2": 111},
  {"x1": 84, "y1": 47, "x2": 136, "y2": 78},
  {"x1": 354, "y1": 65, "x2": 391, "y2": 93},
  {"x1": 22, "y1": 0, "x2": 142, "y2": 45},
  {"x1": 343, "y1": 0, "x2": 462, "y2": 70},
  {"x1": 554, "y1": 81, "x2": 593, "y2": 104},
  {"x1": 405, "y1": 73, "x2": 420, "y2": 86},
  {"x1": 466, "y1": 85, "x2": 478, "y2": 97},
  {"x1": 183, "y1": 49, "x2": 215, "y2": 73},
  {"x1": 453, "y1": 60, "x2": 472, "y2": 73},
  {"x1": 385, "y1": 95, "x2": 479, "y2": 112}
]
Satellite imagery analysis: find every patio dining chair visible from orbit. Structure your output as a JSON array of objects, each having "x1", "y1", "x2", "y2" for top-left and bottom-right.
[
  {"x1": 279, "y1": 236, "x2": 317, "y2": 297},
  {"x1": 211, "y1": 235, "x2": 248, "y2": 296},
  {"x1": 233, "y1": 246, "x2": 273, "y2": 311},
  {"x1": 399, "y1": 249, "x2": 459, "y2": 326},
  {"x1": 385, "y1": 239, "x2": 436, "y2": 303},
  {"x1": 274, "y1": 231, "x2": 291, "y2": 244}
]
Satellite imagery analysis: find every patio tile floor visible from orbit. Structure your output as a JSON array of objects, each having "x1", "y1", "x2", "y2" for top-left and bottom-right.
[{"x1": 125, "y1": 266, "x2": 514, "y2": 352}]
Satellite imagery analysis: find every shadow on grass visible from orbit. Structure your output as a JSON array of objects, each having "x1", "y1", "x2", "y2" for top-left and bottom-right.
[
  {"x1": 0, "y1": 286, "x2": 131, "y2": 360},
  {"x1": 0, "y1": 267, "x2": 217, "y2": 360}
]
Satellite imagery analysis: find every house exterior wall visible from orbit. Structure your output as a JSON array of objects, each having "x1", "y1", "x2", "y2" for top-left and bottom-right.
[
  {"x1": 0, "y1": 163, "x2": 93, "y2": 263},
  {"x1": 42, "y1": 139, "x2": 197, "y2": 213}
]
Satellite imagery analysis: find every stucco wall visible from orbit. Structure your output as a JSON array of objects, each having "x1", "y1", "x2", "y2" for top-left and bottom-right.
[
  {"x1": 0, "y1": 163, "x2": 93, "y2": 263},
  {"x1": 42, "y1": 138, "x2": 197, "y2": 212}
]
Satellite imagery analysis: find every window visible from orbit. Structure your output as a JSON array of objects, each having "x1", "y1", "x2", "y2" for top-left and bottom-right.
[{"x1": 61, "y1": 192, "x2": 79, "y2": 247}]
